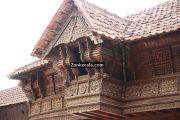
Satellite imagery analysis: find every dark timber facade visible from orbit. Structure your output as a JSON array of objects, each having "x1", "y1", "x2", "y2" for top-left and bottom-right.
[
  {"x1": 0, "y1": 87, "x2": 28, "y2": 120},
  {"x1": 8, "y1": 0, "x2": 180, "y2": 119}
]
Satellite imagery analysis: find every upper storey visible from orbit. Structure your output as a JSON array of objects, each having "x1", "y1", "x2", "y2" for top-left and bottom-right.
[
  {"x1": 31, "y1": 0, "x2": 180, "y2": 58},
  {"x1": 31, "y1": 0, "x2": 130, "y2": 58}
]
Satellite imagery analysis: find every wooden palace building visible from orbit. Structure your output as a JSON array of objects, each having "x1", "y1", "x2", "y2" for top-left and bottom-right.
[{"x1": 8, "y1": 0, "x2": 180, "y2": 119}]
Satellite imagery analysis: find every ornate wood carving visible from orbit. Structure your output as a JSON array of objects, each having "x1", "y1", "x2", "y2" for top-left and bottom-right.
[
  {"x1": 79, "y1": 41, "x2": 93, "y2": 77},
  {"x1": 41, "y1": 101, "x2": 51, "y2": 112},
  {"x1": 152, "y1": 47, "x2": 173, "y2": 75},
  {"x1": 54, "y1": 14, "x2": 90, "y2": 47}
]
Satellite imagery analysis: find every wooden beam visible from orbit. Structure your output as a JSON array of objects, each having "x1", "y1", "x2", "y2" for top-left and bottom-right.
[
  {"x1": 93, "y1": 110, "x2": 124, "y2": 119},
  {"x1": 74, "y1": 113, "x2": 103, "y2": 120},
  {"x1": 84, "y1": 111, "x2": 120, "y2": 120}
]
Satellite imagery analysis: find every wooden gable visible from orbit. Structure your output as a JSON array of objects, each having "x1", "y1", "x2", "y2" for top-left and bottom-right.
[{"x1": 54, "y1": 13, "x2": 91, "y2": 47}]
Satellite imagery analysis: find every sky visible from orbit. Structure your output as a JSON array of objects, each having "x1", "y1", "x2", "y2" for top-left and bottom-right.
[{"x1": 0, "y1": 0, "x2": 167, "y2": 90}]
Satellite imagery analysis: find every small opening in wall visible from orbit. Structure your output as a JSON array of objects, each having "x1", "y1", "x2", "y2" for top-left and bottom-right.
[
  {"x1": 73, "y1": 47, "x2": 88, "y2": 76},
  {"x1": 22, "y1": 110, "x2": 25, "y2": 114}
]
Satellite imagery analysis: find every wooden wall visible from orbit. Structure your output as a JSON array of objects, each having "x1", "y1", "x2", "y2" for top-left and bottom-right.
[{"x1": 0, "y1": 103, "x2": 28, "y2": 120}]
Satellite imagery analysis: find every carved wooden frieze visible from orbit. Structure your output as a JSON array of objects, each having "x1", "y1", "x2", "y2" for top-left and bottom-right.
[
  {"x1": 52, "y1": 97, "x2": 63, "y2": 109},
  {"x1": 159, "y1": 77, "x2": 177, "y2": 94},
  {"x1": 78, "y1": 83, "x2": 88, "y2": 95},
  {"x1": 126, "y1": 84, "x2": 142, "y2": 98},
  {"x1": 124, "y1": 101, "x2": 180, "y2": 114},
  {"x1": 30, "y1": 103, "x2": 40, "y2": 114},
  {"x1": 125, "y1": 76, "x2": 180, "y2": 99},
  {"x1": 141, "y1": 81, "x2": 158, "y2": 97},
  {"x1": 89, "y1": 80, "x2": 100, "y2": 93},
  {"x1": 102, "y1": 80, "x2": 122, "y2": 99},
  {"x1": 41, "y1": 101, "x2": 51, "y2": 112},
  {"x1": 67, "y1": 85, "x2": 78, "y2": 97}
]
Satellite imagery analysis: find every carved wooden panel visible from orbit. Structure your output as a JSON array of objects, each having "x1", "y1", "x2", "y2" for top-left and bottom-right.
[
  {"x1": 152, "y1": 47, "x2": 173, "y2": 75},
  {"x1": 141, "y1": 81, "x2": 158, "y2": 97},
  {"x1": 78, "y1": 83, "x2": 88, "y2": 95},
  {"x1": 52, "y1": 97, "x2": 63, "y2": 109},
  {"x1": 31, "y1": 103, "x2": 40, "y2": 114},
  {"x1": 126, "y1": 84, "x2": 142, "y2": 98},
  {"x1": 89, "y1": 80, "x2": 100, "y2": 93},
  {"x1": 135, "y1": 51, "x2": 153, "y2": 79},
  {"x1": 102, "y1": 81, "x2": 122, "y2": 99},
  {"x1": 159, "y1": 77, "x2": 177, "y2": 94},
  {"x1": 172, "y1": 44, "x2": 180, "y2": 73},
  {"x1": 67, "y1": 85, "x2": 78, "y2": 97},
  {"x1": 41, "y1": 101, "x2": 51, "y2": 112},
  {"x1": 55, "y1": 15, "x2": 90, "y2": 46}
]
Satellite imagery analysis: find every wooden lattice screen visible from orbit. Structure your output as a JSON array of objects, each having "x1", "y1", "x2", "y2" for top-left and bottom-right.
[{"x1": 152, "y1": 47, "x2": 173, "y2": 76}]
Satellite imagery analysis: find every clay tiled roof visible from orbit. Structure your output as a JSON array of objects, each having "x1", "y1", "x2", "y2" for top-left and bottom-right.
[
  {"x1": 31, "y1": 0, "x2": 130, "y2": 57},
  {"x1": 0, "y1": 87, "x2": 28, "y2": 107},
  {"x1": 8, "y1": 59, "x2": 51, "y2": 78},
  {"x1": 125, "y1": 0, "x2": 180, "y2": 40},
  {"x1": 30, "y1": 0, "x2": 180, "y2": 57},
  {"x1": 76, "y1": 0, "x2": 130, "y2": 39}
]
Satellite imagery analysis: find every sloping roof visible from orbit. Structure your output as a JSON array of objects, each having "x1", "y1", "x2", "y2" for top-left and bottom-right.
[
  {"x1": 8, "y1": 0, "x2": 180, "y2": 78},
  {"x1": 0, "y1": 87, "x2": 28, "y2": 107},
  {"x1": 31, "y1": 0, "x2": 130, "y2": 57},
  {"x1": 125, "y1": 0, "x2": 180, "y2": 40},
  {"x1": 8, "y1": 59, "x2": 51, "y2": 78}
]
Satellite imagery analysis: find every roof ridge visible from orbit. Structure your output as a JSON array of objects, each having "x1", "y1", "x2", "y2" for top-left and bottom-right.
[
  {"x1": 78, "y1": 0, "x2": 130, "y2": 22},
  {"x1": 0, "y1": 86, "x2": 20, "y2": 92}
]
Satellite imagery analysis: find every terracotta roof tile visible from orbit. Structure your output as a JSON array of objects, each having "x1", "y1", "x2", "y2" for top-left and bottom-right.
[
  {"x1": 0, "y1": 87, "x2": 28, "y2": 107},
  {"x1": 8, "y1": 59, "x2": 51, "y2": 78},
  {"x1": 77, "y1": 0, "x2": 130, "y2": 39},
  {"x1": 125, "y1": 0, "x2": 180, "y2": 40},
  {"x1": 31, "y1": 0, "x2": 180, "y2": 57},
  {"x1": 31, "y1": 0, "x2": 130, "y2": 57}
]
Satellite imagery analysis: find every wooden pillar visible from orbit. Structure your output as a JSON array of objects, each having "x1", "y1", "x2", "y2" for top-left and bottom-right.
[
  {"x1": 37, "y1": 71, "x2": 46, "y2": 98},
  {"x1": 121, "y1": 44, "x2": 127, "y2": 98},
  {"x1": 30, "y1": 74, "x2": 37, "y2": 100}
]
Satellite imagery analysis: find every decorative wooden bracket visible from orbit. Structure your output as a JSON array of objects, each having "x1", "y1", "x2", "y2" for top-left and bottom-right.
[
  {"x1": 60, "y1": 46, "x2": 72, "y2": 85},
  {"x1": 79, "y1": 40, "x2": 93, "y2": 77},
  {"x1": 66, "y1": 45, "x2": 79, "y2": 81}
]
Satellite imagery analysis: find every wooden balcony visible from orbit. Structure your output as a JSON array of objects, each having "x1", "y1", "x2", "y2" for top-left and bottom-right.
[
  {"x1": 124, "y1": 73, "x2": 180, "y2": 115},
  {"x1": 28, "y1": 75, "x2": 124, "y2": 119}
]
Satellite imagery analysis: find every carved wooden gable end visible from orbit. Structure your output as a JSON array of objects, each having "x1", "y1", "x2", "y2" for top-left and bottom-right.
[{"x1": 54, "y1": 14, "x2": 91, "y2": 47}]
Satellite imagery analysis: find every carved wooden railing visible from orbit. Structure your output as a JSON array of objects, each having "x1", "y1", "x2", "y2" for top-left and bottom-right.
[{"x1": 124, "y1": 74, "x2": 180, "y2": 114}]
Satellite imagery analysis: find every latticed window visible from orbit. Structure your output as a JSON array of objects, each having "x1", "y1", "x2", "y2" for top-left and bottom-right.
[
  {"x1": 152, "y1": 47, "x2": 173, "y2": 75},
  {"x1": 136, "y1": 44, "x2": 180, "y2": 79}
]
